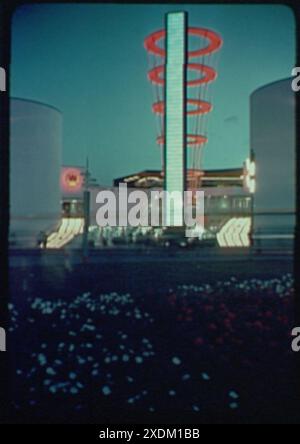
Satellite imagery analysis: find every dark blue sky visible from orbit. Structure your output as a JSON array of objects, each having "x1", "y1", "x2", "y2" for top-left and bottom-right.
[{"x1": 11, "y1": 4, "x2": 295, "y2": 185}]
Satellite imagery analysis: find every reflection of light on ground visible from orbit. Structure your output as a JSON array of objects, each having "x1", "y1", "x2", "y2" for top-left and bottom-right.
[
  {"x1": 47, "y1": 218, "x2": 84, "y2": 249},
  {"x1": 217, "y1": 217, "x2": 251, "y2": 247}
]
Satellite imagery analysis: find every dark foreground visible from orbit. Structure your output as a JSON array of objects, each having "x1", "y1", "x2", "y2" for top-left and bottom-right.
[{"x1": 7, "y1": 249, "x2": 299, "y2": 424}]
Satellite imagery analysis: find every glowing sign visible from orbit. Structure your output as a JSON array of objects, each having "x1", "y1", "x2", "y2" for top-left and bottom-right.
[
  {"x1": 164, "y1": 12, "x2": 187, "y2": 226},
  {"x1": 61, "y1": 167, "x2": 83, "y2": 193}
]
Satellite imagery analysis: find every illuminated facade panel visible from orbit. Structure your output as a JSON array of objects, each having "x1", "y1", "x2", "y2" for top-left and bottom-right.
[{"x1": 164, "y1": 12, "x2": 187, "y2": 226}]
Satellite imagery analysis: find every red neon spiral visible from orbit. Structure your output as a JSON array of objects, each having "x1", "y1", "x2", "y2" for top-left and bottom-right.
[
  {"x1": 144, "y1": 27, "x2": 222, "y2": 58},
  {"x1": 145, "y1": 27, "x2": 222, "y2": 148},
  {"x1": 148, "y1": 63, "x2": 217, "y2": 86},
  {"x1": 157, "y1": 134, "x2": 208, "y2": 146},
  {"x1": 152, "y1": 99, "x2": 212, "y2": 116}
]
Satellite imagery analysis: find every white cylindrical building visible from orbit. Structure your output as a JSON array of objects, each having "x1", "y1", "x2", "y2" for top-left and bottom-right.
[
  {"x1": 10, "y1": 98, "x2": 62, "y2": 247},
  {"x1": 250, "y1": 78, "x2": 295, "y2": 249}
]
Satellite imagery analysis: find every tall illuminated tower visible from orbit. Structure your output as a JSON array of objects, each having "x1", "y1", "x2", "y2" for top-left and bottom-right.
[
  {"x1": 145, "y1": 11, "x2": 222, "y2": 227},
  {"x1": 164, "y1": 11, "x2": 187, "y2": 226}
]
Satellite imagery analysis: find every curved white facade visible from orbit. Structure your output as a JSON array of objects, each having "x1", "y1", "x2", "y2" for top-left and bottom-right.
[
  {"x1": 250, "y1": 78, "x2": 295, "y2": 247},
  {"x1": 10, "y1": 98, "x2": 62, "y2": 247}
]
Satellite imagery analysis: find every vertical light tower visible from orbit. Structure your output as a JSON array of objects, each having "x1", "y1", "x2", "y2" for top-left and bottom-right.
[
  {"x1": 145, "y1": 12, "x2": 222, "y2": 228},
  {"x1": 164, "y1": 11, "x2": 187, "y2": 226}
]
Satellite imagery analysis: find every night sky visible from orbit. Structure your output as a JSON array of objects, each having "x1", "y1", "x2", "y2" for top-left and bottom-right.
[{"x1": 11, "y1": 4, "x2": 295, "y2": 186}]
